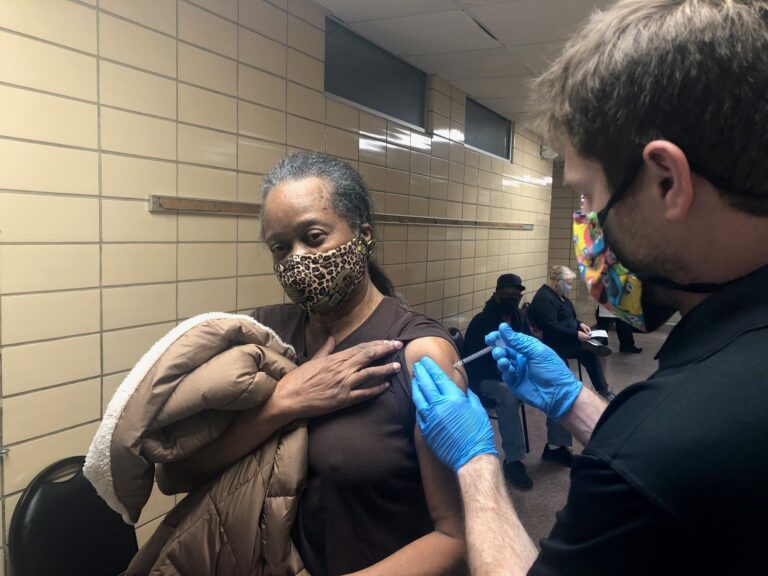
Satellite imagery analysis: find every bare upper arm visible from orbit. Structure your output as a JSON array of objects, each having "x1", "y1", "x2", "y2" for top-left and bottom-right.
[
  {"x1": 404, "y1": 336, "x2": 467, "y2": 392},
  {"x1": 404, "y1": 336, "x2": 468, "y2": 541}
]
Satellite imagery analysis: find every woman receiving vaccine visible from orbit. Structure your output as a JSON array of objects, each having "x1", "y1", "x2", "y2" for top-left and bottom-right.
[{"x1": 159, "y1": 151, "x2": 467, "y2": 576}]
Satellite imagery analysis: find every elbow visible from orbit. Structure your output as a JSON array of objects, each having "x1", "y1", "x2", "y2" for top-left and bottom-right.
[{"x1": 434, "y1": 517, "x2": 467, "y2": 548}]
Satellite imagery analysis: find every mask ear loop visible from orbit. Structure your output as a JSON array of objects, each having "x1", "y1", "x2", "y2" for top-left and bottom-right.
[
  {"x1": 364, "y1": 236, "x2": 376, "y2": 255},
  {"x1": 352, "y1": 224, "x2": 376, "y2": 256}
]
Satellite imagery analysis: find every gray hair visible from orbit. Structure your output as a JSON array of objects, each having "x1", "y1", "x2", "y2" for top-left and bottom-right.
[
  {"x1": 549, "y1": 265, "x2": 577, "y2": 282},
  {"x1": 531, "y1": 0, "x2": 768, "y2": 215},
  {"x1": 262, "y1": 150, "x2": 375, "y2": 234},
  {"x1": 261, "y1": 151, "x2": 395, "y2": 297}
]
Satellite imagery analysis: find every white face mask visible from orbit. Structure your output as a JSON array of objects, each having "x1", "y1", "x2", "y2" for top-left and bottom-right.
[{"x1": 557, "y1": 279, "x2": 572, "y2": 295}]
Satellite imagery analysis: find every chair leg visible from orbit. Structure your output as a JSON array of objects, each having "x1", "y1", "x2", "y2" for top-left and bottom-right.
[
  {"x1": 520, "y1": 404, "x2": 530, "y2": 454},
  {"x1": 562, "y1": 356, "x2": 583, "y2": 382}
]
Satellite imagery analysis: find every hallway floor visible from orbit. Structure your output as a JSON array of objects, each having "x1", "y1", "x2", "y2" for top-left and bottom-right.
[{"x1": 496, "y1": 324, "x2": 673, "y2": 547}]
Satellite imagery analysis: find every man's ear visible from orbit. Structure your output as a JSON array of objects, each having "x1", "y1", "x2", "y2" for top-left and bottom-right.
[{"x1": 642, "y1": 140, "x2": 694, "y2": 221}]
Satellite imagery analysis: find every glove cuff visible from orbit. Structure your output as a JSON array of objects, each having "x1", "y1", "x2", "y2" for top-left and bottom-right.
[{"x1": 550, "y1": 380, "x2": 584, "y2": 421}]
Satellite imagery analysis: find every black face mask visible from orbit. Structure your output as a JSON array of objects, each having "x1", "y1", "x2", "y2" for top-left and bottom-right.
[
  {"x1": 600, "y1": 158, "x2": 729, "y2": 294},
  {"x1": 497, "y1": 297, "x2": 520, "y2": 315}
]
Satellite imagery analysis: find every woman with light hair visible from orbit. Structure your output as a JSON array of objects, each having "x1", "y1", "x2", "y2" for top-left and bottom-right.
[
  {"x1": 549, "y1": 264, "x2": 576, "y2": 284},
  {"x1": 529, "y1": 265, "x2": 614, "y2": 400}
]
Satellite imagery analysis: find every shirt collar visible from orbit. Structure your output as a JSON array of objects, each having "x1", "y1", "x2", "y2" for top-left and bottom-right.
[{"x1": 656, "y1": 263, "x2": 768, "y2": 370}]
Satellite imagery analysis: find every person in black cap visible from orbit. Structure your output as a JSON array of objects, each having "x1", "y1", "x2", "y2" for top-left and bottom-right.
[{"x1": 462, "y1": 273, "x2": 573, "y2": 490}]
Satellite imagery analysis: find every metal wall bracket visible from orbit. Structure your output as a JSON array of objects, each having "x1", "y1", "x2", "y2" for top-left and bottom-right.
[
  {"x1": 149, "y1": 195, "x2": 262, "y2": 217},
  {"x1": 148, "y1": 195, "x2": 534, "y2": 231}
]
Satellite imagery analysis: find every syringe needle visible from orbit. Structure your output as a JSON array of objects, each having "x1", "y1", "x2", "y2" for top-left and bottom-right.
[{"x1": 452, "y1": 339, "x2": 503, "y2": 369}]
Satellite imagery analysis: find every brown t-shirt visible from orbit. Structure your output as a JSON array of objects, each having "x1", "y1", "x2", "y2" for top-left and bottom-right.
[{"x1": 253, "y1": 297, "x2": 455, "y2": 576}]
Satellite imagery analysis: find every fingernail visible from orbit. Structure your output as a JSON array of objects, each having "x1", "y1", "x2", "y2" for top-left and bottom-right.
[
  {"x1": 392, "y1": 340, "x2": 403, "y2": 348},
  {"x1": 392, "y1": 362, "x2": 401, "y2": 371}
]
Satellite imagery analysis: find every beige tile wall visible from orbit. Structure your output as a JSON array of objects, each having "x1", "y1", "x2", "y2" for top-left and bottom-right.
[
  {"x1": 547, "y1": 160, "x2": 593, "y2": 319},
  {"x1": 0, "y1": 0, "x2": 553, "y2": 569}
]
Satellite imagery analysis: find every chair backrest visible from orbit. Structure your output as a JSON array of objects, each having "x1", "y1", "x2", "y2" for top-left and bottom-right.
[
  {"x1": 520, "y1": 303, "x2": 544, "y2": 341},
  {"x1": 448, "y1": 326, "x2": 464, "y2": 352},
  {"x1": 9, "y1": 455, "x2": 138, "y2": 576}
]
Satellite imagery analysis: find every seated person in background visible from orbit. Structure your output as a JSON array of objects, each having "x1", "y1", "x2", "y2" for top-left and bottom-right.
[
  {"x1": 530, "y1": 265, "x2": 615, "y2": 401},
  {"x1": 463, "y1": 273, "x2": 574, "y2": 490},
  {"x1": 594, "y1": 305, "x2": 642, "y2": 353},
  {"x1": 158, "y1": 151, "x2": 466, "y2": 576}
]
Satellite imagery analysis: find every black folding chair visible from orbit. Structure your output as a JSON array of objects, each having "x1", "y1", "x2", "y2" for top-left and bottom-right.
[{"x1": 9, "y1": 455, "x2": 138, "y2": 576}]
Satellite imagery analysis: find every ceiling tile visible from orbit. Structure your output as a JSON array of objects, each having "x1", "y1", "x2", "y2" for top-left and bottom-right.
[
  {"x1": 469, "y1": 0, "x2": 614, "y2": 47},
  {"x1": 313, "y1": 0, "x2": 457, "y2": 23},
  {"x1": 478, "y1": 95, "x2": 532, "y2": 111},
  {"x1": 406, "y1": 48, "x2": 531, "y2": 80},
  {"x1": 509, "y1": 41, "x2": 565, "y2": 74},
  {"x1": 452, "y1": 76, "x2": 534, "y2": 99},
  {"x1": 469, "y1": 1, "x2": 561, "y2": 46},
  {"x1": 350, "y1": 11, "x2": 500, "y2": 56}
]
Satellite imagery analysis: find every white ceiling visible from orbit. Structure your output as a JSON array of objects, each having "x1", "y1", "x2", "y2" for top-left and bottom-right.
[{"x1": 312, "y1": 0, "x2": 614, "y2": 123}]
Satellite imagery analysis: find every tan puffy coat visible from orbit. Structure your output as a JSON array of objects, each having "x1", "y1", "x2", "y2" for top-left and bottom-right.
[{"x1": 84, "y1": 313, "x2": 309, "y2": 575}]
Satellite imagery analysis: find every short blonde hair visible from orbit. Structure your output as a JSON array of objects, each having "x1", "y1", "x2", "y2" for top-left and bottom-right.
[{"x1": 549, "y1": 265, "x2": 576, "y2": 282}]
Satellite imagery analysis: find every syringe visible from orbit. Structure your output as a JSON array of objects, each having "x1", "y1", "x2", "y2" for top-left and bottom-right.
[{"x1": 453, "y1": 339, "x2": 503, "y2": 369}]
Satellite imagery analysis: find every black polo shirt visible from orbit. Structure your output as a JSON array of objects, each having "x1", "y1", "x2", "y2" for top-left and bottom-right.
[{"x1": 529, "y1": 263, "x2": 768, "y2": 575}]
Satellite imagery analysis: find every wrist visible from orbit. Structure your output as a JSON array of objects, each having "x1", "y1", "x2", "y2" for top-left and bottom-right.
[
  {"x1": 558, "y1": 386, "x2": 607, "y2": 445},
  {"x1": 457, "y1": 454, "x2": 502, "y2": 483},
  {"x1": 550, "y1": 380, "x2": 583, "y2": 421},
  {"x1": 262, "y1": 394, "x2": 296, "y2": 426},
  {"x1": 453, "y1": 445, "x2": 499, "y2": 473}
]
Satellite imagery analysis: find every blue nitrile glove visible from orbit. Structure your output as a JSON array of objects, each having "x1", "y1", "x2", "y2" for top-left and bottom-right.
[
  {"x1": 411, "y1": 356, "x2": 498, "y2": 472},
  {"x1": 485, "y1": 323, "x2": 583, "y2": 421}
]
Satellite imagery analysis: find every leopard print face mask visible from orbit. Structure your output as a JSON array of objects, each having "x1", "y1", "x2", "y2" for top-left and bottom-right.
[{"x1": 274, "y1": 234, "x2": 374, "y2": 315}]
